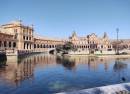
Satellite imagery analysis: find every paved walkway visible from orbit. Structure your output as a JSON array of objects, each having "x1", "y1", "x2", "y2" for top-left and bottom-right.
[{"x1": 57, "y1": 83, "x2": 130, "y2": 94}]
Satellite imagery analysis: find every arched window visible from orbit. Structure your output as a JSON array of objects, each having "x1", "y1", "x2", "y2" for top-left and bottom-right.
[
  {"x1": 80, "y1": 46, "x2": 82, "y2": 48},
  {"x1": 4, "y1": 41, "x2": 7, "y2": 47},
  {"x1": 24, "y1": 43, "x2": 26, "y2": 49},
  {"x1": 9, "y1": 42, "x2": 11, "y2": 48},
  {"x1": 43, "y1": 45, "x2": 46, "y2": 48},
  {"x1": 51, "y1": 45, "x2": 54, "y2": 48},
  {"x1": 27, "y1": 43, "x2": 29, "y2": 49},
  {"x1": 14, "y1": 29, "x2": 17, "y2": 33},
  {"x1": 13, "y1": 42, "x2": 16, "y2": 48},
  {"x1": 23, "y1": 36, "x2": 25, "y2": 40},
  {"x1": 95, "y1": 45, "x2": 97, "y2": 48},
  {"x1": 0, "y1": 41, "x2": 2, "y2": 47},
  {"x1": 40, "y1": 44, "x2": 42, "y2": 48},
  {"x1": 34, "y1": 44, "x2": 36, "y2": 48},
  {"x1": 37, "y1": 44, "x2": 39, "y2": 48},
  {"x1": 30, "y1": 44, "x2": 31, "y2": 49},
  {"x1": 55, "y1": 45, "x2": 57, "y2": 48},
  {"x1": 26, "y1": 36, "x2": 28, "y2": 40},
  {"x1": 101, "y1": 45, "x2": 103, "y2": 48}
]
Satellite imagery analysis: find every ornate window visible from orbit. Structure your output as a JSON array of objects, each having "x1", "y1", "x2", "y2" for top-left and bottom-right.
[
  {"x1": 26, "y1": 36, "x2": 28, "y2": 40},
  {"x1": 34, "y1": 44, "x2": 36, "y2": 48},
  {"x1": 13, "y1": 42, "x2": 16, "y2": 48},
  {"x1": 24, "y1": 43, "x2": 26, "y2": 49},
  {"x1": 4, "y1": 41, "x2": 7, "y2": 47},
  {"x1": 23, "y1": 36, "x2": 25, "y2": 40},
  {"x1": 14, "y1": 29, "x2": 17, "y2": 33},
  {"x1": 0, "y1": 41, "x2": 1, "y2": 47},
  {"x1": 101, "y1": 45, "x2": 103, "y2": 48},
  {"x1": 9, "y1": 42, "x2": 11, "y2": 48},
  {"x1": 40, "y1": 44, "x2": 42, "y2": 48},
  {"x1": 37, "y1": 44, "x2": 39, "y2": 48},
  {"x1": 30, "y1": 44, "x2": 31, "y2": 49}
]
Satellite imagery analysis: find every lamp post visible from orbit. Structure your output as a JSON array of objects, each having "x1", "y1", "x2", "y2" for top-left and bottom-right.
[
  {"x1": 116, "y1": 28, "x2": 119, "y2": 55},
  {"x1": 87, "y1": 35, "x2": 90, "y2": 54}
]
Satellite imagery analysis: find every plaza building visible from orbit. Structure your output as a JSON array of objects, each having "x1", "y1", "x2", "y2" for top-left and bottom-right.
[
  {"x1": 69, "y1": 31, "x2": 130, "y2": 54},
  {"x1": 0, "y1": 21, "x2": 34, "y2": 52},
  {"x1": 0, "y1": 20, "x2": 64, "y2": 55},
  {"x1": 0, "y1": 20, "x2": 130, "y2": 55},
  {"x1": 0, "y1": 31, "x2": 17, "y2": 51},
  {"x1": 33, "y1": 35, "x2": 64, "y2": 53}
]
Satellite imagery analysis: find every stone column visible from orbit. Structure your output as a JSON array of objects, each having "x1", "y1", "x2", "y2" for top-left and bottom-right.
[{"x1": 6, "y1": 41, "x2": 8, "y2": 49}]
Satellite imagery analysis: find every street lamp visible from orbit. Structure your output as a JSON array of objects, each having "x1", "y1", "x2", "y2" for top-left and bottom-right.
[{"x1": 116, "y1": 28, "x2": 119, "y2": 55}]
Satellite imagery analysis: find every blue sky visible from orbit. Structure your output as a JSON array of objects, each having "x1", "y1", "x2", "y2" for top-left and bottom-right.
[{"x1": 0, "y1": 0, "x2": 130, "y2": 39}]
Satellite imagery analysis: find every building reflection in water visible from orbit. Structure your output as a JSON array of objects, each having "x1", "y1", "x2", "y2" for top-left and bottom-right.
[
  {"x1": 113, "y1": 59, "x2": 127, "y2": 82},
  {"x1": 56, "y1": 56, "x2": 111, "y2": 71},
  {"x1": 0, "y1": 54, "x2": 129, "y2": 86},
  {"x1": 0, "y1": 54, "x2": 57, "y2": 86},
  {"x1": 56, "y1": 56, "x2": 76, "y2": 70}
]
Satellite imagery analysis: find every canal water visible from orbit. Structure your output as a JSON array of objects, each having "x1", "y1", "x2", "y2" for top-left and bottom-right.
[{"x1": 0, "y1": 54, "x2": 130, "y2": 94}]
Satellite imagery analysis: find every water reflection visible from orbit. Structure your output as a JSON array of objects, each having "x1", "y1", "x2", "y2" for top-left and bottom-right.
[
  {"x1": 56, "y1": 56, "x2": 111, "y2": 71},
  {"x1": 0, "y1": 54, "x2": 57, "y2": 86},
  {"x1": 56, "y1": 56, "x2": 76, "y2": 70},
  {"x1": 0, "y1": 55, "x2": 129, "y2": 85},
  {"x1": 0, "y1": 60, "x2": 6, "y2": 68},
  {"x1": 113, "y1": 59, "x2": 127, "y2": 82},
  {"x1": 114, "y1": 60, "x2": 127, "y2": 72},
  {"x1": 0, "y1": 54, "x2": 130, "y2": 94}
]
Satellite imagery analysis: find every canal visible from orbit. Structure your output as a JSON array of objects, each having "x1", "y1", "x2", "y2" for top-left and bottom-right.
[{"x1": 0, "y1": 54, "x2": 130, "y2": 94}]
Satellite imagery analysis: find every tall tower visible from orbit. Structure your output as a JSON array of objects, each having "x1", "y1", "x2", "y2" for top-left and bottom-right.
[
  {"x1": 103, "y1": 32, "x2": 108, "y2": 38},
  {"x1": 1, "y1": 20, "x2": 34, "y2": 50},
  {"x1": 72, "y1": 31, "x2": 77, "y2": 38}
]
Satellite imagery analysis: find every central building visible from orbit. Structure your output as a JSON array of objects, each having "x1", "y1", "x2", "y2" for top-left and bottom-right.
[{"x1": 69, "y1": 31, "x2": 113, "y2": 54}]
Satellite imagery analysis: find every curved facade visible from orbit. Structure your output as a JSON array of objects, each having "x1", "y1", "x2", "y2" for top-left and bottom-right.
[
  {"x1": 0, "y1": 21, "x2": 130, "y2": 55},
  {"x1": 0, "y1": 21, "x2": 64, "y2": 54}
]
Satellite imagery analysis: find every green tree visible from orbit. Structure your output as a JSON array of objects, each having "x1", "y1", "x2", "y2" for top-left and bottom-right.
[
  {"x1": 56, "y1": 44, "x2": 63, "y2": 53},
  {"x1": 56, "y1": 42, "x2": 77, "y2": 54},
  {"x1": 63, "y1": 42, "x2": 74, "y2": 51}
]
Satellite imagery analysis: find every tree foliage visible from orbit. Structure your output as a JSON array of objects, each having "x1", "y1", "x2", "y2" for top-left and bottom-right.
[
  {"x1": 56, "y1": 42, "x2": 77, "y2": 54},
  {"x1": 63, "y1": 42, "x2": 75, "y2": 51}
]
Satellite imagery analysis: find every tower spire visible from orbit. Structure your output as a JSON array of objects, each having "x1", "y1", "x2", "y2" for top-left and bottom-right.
[
  {"x1": 103, "y1": 32, "x2": 108, "y2": 38},
  {"x1": 72, "y1": 30, "x2": 77, "y2": 37}
]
